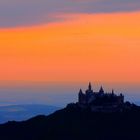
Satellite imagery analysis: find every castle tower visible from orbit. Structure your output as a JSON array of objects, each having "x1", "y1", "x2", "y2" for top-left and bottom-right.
[
  {"x1": 112, "y1": 89, "x2": 114, "y2": 94},
  {"x1": 86, "y1": 82, "x2": 93, "y2": 94},
  {"x1": 88, "y1": 82, "x2": 92, "y2": 91},
  {"x1": 79, "y1": 89, "x2": 83, "y2": 95},
  {"x1": 78, "y1": 89, "x2": 86, "y2": 104},
  {"x1": 85, "y1": 83, "x2": 94, "y2": 104},
  {"x1": 99, "y1": 86, "x2": 104, "y2": 94}
]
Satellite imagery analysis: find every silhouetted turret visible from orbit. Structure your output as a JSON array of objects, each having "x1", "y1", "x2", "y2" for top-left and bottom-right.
[
  {"x1": 112, "y1": 89, "x2": 114, "y2": 94},
  {"x1": 79, "y1": 89, "x2": 83, "y2": 94},
  {"x1": 88, "y1": 82, "x2": 92, "y2": 91},
  {"x1": 79, "y1": 89, "x2": 86, "y2": 104},
  {"x1": 99, "y1": 86, "x2": 104, "y2": 94}
]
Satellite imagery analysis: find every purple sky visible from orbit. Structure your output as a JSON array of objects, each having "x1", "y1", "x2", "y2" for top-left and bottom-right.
[{"x1": 0, "y1": 0, "x2": 140, "y2": 27}]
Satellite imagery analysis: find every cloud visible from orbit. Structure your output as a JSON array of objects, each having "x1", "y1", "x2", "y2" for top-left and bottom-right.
[{"x1": 0, "y1": 0, "x2": 140, "y2": 27}]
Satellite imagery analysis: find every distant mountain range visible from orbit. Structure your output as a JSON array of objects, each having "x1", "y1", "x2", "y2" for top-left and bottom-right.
[
  {"x1": 0, "y1": 103, "x2": 140, "y2": 140},
  {"x1": 0, "y1": 104, "x2": 60, "y2": 124}
]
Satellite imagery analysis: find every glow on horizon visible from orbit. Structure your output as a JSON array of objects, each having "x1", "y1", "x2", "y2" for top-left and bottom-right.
[{"x1": 0, "y1": 11, "x2": 140, "y2": 84}]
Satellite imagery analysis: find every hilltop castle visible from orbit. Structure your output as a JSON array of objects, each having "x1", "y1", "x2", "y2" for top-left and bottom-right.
[
  {"x1": 76, "y1": 83, "x2": 124, "y2": 112},
  {"x1": 67, "y1": 83, "x2": 136, "y2": 112}
]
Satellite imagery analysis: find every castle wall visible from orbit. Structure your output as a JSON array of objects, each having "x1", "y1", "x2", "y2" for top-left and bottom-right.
[{"x1": 79, "y1": 93, "x2": 86, "y2": 104}]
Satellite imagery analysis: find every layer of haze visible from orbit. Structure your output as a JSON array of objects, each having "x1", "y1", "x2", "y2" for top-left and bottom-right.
[{"x1": 0, "y1": 1, "x2": 140, "y2": 106}]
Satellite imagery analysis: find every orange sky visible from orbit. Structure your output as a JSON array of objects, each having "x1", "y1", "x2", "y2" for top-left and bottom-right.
[{"x1": 0, "y1": 11, "x2": 140, "y2": 84}]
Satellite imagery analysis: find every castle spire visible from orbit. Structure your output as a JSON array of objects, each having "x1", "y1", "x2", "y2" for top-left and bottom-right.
[
  {"x1": 112, "y1": 89, "x2": 114, "y2": 94},
  {"x1": 88, "y1": 82, "x2": 92, "y2": 90},
  {"x1": 79, "y1": 89, "x2": 83, "y2": 94},
  {"x1": 99, "y1": 86, "x2": 104, "y2": 94}
]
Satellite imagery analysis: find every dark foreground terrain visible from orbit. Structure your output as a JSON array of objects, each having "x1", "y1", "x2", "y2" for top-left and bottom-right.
[{"x1": 0, "y1": 104, "x2": 140, "y2": 140}]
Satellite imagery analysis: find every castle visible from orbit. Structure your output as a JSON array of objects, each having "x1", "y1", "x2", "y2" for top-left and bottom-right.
[{"x1": 77, "y1": 83, "x2": 124, "y2": 111}]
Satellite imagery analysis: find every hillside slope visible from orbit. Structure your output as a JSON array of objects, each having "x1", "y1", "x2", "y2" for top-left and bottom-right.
[{"x1": 0, "y1": 105, "x2": 140, "y2": 140}]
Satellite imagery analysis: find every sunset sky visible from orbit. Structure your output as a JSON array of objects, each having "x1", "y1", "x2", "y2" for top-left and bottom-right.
[{"x1": 0, "y1": 0, "x2": 140, "y2": 106}]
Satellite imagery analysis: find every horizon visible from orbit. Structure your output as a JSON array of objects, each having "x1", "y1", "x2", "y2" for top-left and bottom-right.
[{"x1": 0, "y1": 82, "x2": 140, "y2": 107}]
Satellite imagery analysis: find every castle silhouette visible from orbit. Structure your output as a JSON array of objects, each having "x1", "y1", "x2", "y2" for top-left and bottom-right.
[{"x1": 67, "y1": 83, "x2": 125, "y2": 112}]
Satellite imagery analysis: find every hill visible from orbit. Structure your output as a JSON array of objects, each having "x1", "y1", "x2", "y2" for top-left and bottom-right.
[{"x1": 0, "y1": 104, "x2": 140, "y2": 140}]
